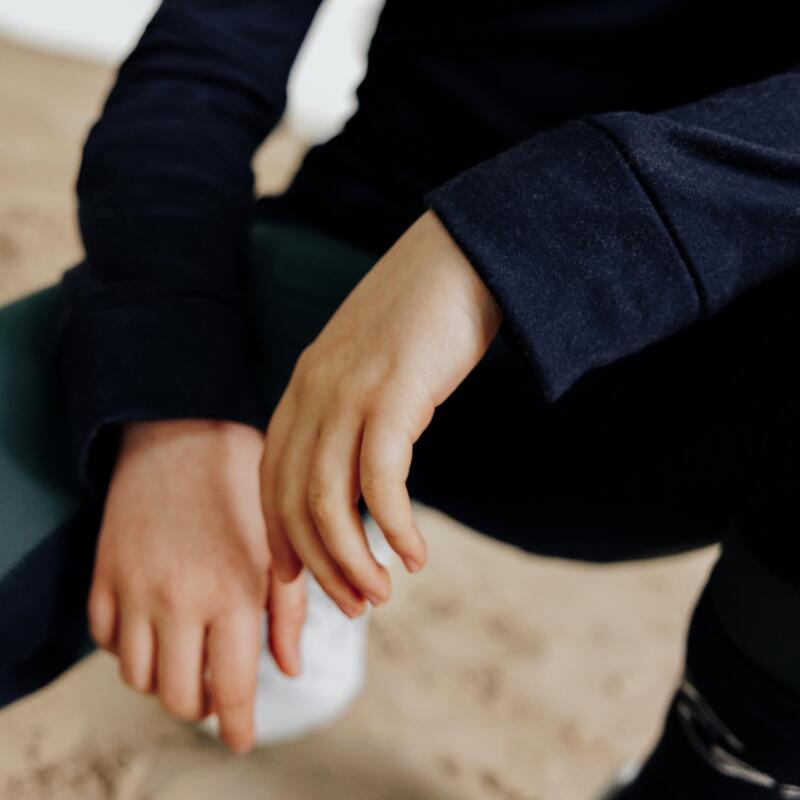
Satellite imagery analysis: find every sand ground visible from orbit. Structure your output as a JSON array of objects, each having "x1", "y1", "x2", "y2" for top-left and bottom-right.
[{"x1": 0, "y1": 38, "x2": 718, "y2": 800}]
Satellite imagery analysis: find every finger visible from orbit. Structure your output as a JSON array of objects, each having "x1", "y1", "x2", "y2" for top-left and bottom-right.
[
  {"x1": 308, "y1": 415, "x2": 391, "y2": 604},
  {"x1": 155, "y1": 619, "x2": 207, "y2": 722},
  {"x1": 88, "y1": 581, "x2": 118, "y2": 653},
  {"x1": 360, "y1": 411, "x2": 428, "y2": 573},
  {"x1": 261, "y1": 391, "x2": 303, "y2": 581},
  {"x1": 288, "y1": 518, "x2": 367, "y2": 618},
  {"x1": 267, "y1": 570, "x2": 307, "y2": 676},
  {"x1": 117, "y1": 611, "x2": 156, "y2": 693},
  {"x1": 207, "y1": 609, "x2": 260, "y2": 754},
  {"x1": 276, "y1": 415, "x2": 367, "y2": 617}
]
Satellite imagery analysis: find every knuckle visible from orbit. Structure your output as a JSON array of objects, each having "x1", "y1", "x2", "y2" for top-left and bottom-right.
[
  {"x1": 219, "y1": 588, "x2": 260, "y2": 621},
  {"x1": 360, "y1": 468, "x2": 393, "y2": 499},
  {"x1": 324, "y1": 535, "x2": 355, "y2": 568},
  {"x1": 214, "y1": 679, "x2": 252, "y2": 710},
  {"x1": 307, "y1": 483, "x2": 335, "y2": 526},
  {"x1": 216, "y1": 605, "x2": 259, "y2": 636},
  {"x1": 330, "y1": 381, "x2": 358, "y2": 413},
  {"x1": 152, "y1": 577, "x2": 197, "y2": 615},
  {"x1": 366, "y1": 432, "x2": 404, "y2": 469},
  {"x1": 282, "y1": 599, "x2": 307, "y2": 621},
  {"x1": 269, "y1": 582, "x2": 307, "y2": 615}
]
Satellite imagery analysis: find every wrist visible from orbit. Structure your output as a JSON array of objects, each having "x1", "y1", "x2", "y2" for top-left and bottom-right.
[
  {"x1": 423, "y1": 210, "x2": 503, "y2": 348},
  {"x1": 119, "y1": 418, "x2": 262, "y2": 459}
]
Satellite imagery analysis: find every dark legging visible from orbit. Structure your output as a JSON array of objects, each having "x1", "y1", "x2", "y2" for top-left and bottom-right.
[{"x1": 1, "y1": 221, "x2": 799, "y2": 797}]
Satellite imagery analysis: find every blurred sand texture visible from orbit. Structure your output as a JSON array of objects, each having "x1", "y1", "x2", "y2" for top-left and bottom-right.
[{"x1": 0, "y1": 38, "x2": 717, "y2": 800}]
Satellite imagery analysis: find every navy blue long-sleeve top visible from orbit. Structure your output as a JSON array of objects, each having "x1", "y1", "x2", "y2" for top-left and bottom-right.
[{"x1": 59, "y1": 0, "x2": 800, "y2": 490}]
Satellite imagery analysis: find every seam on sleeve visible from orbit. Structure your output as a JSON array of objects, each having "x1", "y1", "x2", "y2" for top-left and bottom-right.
[{"x1": 581, "y1": 118, "x2": 709, "y2": 317}]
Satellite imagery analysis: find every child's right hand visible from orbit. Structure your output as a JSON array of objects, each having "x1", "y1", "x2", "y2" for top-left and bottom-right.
[{"x1": 88, "y1": 419, "x2": 305, "y2": 754}]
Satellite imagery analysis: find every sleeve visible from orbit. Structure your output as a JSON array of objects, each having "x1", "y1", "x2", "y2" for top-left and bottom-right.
[
  {"x1": 427, "y1": 66, "x2": 800, "y2": 402},
  {"x1": 57, "y1": 0, "x2": 322, "y2": 491}
]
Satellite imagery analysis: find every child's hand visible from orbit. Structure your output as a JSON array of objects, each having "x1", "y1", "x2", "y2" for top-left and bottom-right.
[
  {"x1": 260, "y1": 211, "x2": 502, "y2": 612},
  {"x1": 89, "y1": 419, "x2": 305, "y2": 754}
]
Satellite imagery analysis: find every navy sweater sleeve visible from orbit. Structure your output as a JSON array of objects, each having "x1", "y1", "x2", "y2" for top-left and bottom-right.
[
  {"x1": 428, "y1": 66, "x2": 800, "y2": 402},
  {"x1": 58, "y1": 0, "x2": 320, "y2": 490}
]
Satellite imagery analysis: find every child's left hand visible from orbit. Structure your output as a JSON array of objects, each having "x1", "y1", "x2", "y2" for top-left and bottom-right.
[{"x1": 259, "y1": 211, "x2": 502, "y2": 613}]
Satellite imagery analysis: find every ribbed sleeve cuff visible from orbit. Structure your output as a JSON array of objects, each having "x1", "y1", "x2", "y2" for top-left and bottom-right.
[
  {"x1": 427, "y1": 120, "x2": 701, "y2": 401},
  {"x1": 57, "y1": 281, "x2": 269, "y2": 493}
]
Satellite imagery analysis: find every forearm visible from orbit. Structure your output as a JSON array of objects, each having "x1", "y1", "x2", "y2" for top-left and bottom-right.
[
  {"x1": 60, "y1": 0, "x2": 323, "y2": 492},
  {"x1": 428, "y1": 64, "x2": 800, "y2": 400}
]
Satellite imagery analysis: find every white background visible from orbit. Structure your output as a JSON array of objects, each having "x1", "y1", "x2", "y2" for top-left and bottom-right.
[{"x1": 0, "y1": 0, "x2": 384, "y2": 142}]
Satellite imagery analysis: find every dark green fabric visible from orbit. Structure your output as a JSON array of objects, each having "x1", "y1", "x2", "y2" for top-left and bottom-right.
[
  {"x1": 247, "y1": 222, "x2": 377, "y2": 413},
  {"x1": 0, "y1": 221, "x2": 377, "y2": 705},
  {"x1": 0, "y1": 221, "x2": 376, "y2": 588},
  {"x1": 0, "y1": 288, "x2": 97, "y2": 705},
  {"x1": 3, "y1": 220, "x2": 800, "y2": 800},
  {"x1": 0, "y1": 287, "x2": 83, "y2": 581}
]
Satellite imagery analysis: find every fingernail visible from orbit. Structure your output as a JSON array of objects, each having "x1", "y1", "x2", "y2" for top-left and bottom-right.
[
  {"x1": 365, "y1": 591, "x2": 383, "y2": 606},
  {"x1": 403, "y1": 557, "x2": 421, "y2": 573}
]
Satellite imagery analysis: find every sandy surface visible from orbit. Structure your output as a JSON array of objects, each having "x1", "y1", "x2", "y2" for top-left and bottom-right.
[{"x1": 0, "y1": 38, "x2": 718, "y2": 800}]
